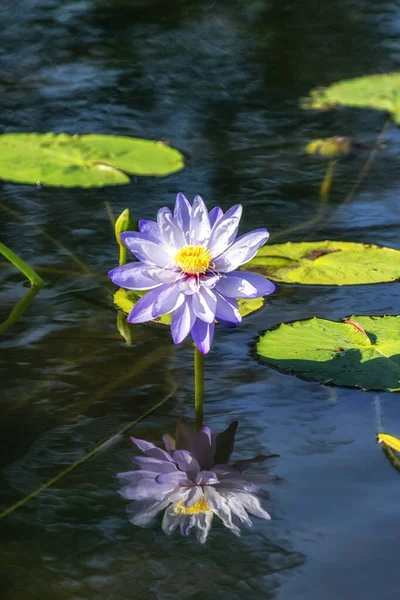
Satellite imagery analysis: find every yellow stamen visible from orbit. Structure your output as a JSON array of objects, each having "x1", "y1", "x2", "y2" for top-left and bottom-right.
[
  {"x1": 174, "y1": 245, "x2": 212, "y2": 275},
  {"x1": 173, "y1": 496, "x2": 211, "y2": 515}
]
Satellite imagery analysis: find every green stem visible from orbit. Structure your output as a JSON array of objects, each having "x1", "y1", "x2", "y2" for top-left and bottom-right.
[
  {"x1": 194, "y1": 347, "x2": 205, "y2": 431},
  {"x1": 119, "y1": 244, "x2": 127, "y2": 266},
  {"x1": 0, "y1": 242, "x2": 44, "y2": 287}
]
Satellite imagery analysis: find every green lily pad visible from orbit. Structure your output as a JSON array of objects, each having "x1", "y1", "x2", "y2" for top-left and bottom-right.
[
  {"x1": 0, "y1": 133, "x2": 184, "y2": 187},
  {"x1": 305, "y1": 136, "x2": 353, "y2": 158},
  {"x1": 246, "y1": 241, "x2": 400, "y2": 285},
  {"x1": 302, "y1": 73, "x2": 400, "y2": 124},
  {"x1": 113, "y1": 288, "x2": 264, "y2": 325},
  {"x1": 256, "y1": 315, "x2": 400, "y2": 392}
]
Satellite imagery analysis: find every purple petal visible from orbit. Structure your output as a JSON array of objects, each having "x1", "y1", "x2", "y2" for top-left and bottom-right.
[
  {"x1": 214, "y1": 291, "x2": 242, "y2": 324},
  {"x1": 138, "y1": 219, "x2": 160, "y2": 241},
  {"x1": 189, "y1": 195, "x2": 211, "y2": 245},
  {"x1": 174, "y1": 193, "x2": 192, "y2": 234},
  {"x1": 207, "y1": 204, "x2": 242, "y2": 258},
  {"x1": 215, "y1": 270, "x2": 276, "y2": 298},
  {"x1": 163, "y1": 433, "x2": 175, "y2": 454},
  {"x1": 121, "y1": 232, "x2": 174, "y2": 267},
  {"x1": 191, "y1": 427, "x2": 215, "y2": 470},
  {"x1": 162, "y1": 505, "x2": 182, "y2": 535},
  {"x1": 171, "y1": 296, "x2": 196, "y2": 344},
  {"x1": 127, "y1": 285, "x2": 167, "y2": 323},
  {"x1": 173, "y1": 450, "x2": 200, "y2": 478},
  {"x1": 157, "y1": 207, "x2": 186, "y2": 249},
  {"x1": 191, "y1": 287, "x2": 217, "y2": 324},
  {"x1": 119, "y1": 480, "x2": 175, "y2": 501},
  {"x1": 156, "y1": 471, "x2": 191, "y2": 486},
  {"x1": 130, "y1": 436, "x2": 173, "y2": 462},
  {"x1": 199, "y1": 274, "x2": 220, "y2": 289},
  {"x1": 133, "y1": 456, "x2": 178, "y2": 474},
  {"x1": 153, "y1": 284, "x2": 184, "y2": 318},
  {"x1": 195, "y1": 470, "x2": 219, "y2": 485},
  {"x1": 208, "y1": 206, "x2": 224, "y2": 228},
  {"x1": 214, "y1": 421, "x2": 238, "y2": 465},
  {"x1": 175, "y1": 422, "x2": 195, "y2": 451},
  {"x1": 109, "y1": 263, "x2": 164, "y2": 291},
  {"x1": 213, "y1": 229, "x2": 269, "y2": 272},
  {"x1": 116, "y1": 470, "x2": 156, "y2": 482},
  {"x1": 191, "y1": 318, "x2": 215, "y2": 354}
]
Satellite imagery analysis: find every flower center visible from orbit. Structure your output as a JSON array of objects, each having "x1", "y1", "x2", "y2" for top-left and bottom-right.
[
  {"x1": 174, "y1": 245, "x2": 212, "y2": 275},
  {"x1": 173, "y1": 496, "x2": 211, "y2": 515}
]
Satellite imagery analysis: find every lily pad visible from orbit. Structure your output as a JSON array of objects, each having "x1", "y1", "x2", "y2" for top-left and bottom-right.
[
  {"x1": 302, "y1": 73, "x2": 400, "y2": 124},
  {"x1": 305, "y1": 136, "x2": 353, "y2": 158},
  {"x1": 0, "y1": 133, "x2": 184, "y2": 187},
  {"x1": 256, "y1": 315, "x2": 400, "y2": 392},
  {"x1": 113, "y1": 288, "x2": 264, "y2": 326},
  {"x1": 246, "y1": 241, "x2": 400, "y2": 285}
]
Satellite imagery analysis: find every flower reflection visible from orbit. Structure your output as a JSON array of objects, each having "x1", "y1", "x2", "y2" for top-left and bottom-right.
[{"x1": 118, "y1": 422, "x2": 277, "y2": 544}]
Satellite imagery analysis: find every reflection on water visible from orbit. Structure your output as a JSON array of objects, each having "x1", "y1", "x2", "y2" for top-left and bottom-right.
[{"x1": 1, "y1": 0, "x2": 400, "y2": 598}]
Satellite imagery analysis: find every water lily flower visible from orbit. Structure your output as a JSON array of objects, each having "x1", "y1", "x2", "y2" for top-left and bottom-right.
[
  {"x1": 109, "y1": 194, "x2": 276, "y2": 353},
  {"x1": 117, "y1": 422, "x2": 276, "y2": 544}
]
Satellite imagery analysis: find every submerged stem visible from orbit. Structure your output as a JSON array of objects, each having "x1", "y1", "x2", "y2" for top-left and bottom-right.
[
  {"x1": 194, "y1": 347, "x2": 205, "y2": 431},
  {"x1": 0, "y1": 242, "x2": 44, "y2": 287}
]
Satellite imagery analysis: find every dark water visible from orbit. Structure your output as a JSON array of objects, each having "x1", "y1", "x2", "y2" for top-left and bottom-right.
[{"x1": 1, "y1": 0, "x2": 400, "y2": 598}]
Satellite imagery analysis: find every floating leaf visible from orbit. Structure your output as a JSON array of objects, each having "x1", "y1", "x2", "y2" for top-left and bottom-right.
[
  {"x1": 305, "y1": 136, "x2": 353, "y2": 158},
  {"x1": 246, "y1": 241, "x2": 400, "y2": 285},
  {"x1": 302, "y1": 72, "x2": 400, "y2": 123},
  {"x1": 0, "y1": 133, "x2": 184, "y2": 187},
  {"x1": 113, "y1": 288, "x2": 264, "y2": 325},
  {"x1": 256, "y1": 315, "x2": 400, "y2": 392}
]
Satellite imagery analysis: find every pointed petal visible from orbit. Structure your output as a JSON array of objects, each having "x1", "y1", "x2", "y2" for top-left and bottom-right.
[
  {"x1": 133, "y1": 456, "x2": 177, "y2": 474},
  {"x1": 215, "y1": 270, "x2": 276, "y2": 298},
  {"x1": 207, "y1": 204, "x2": 242, "y2": 258},
  {"x1": 192, "y1": 287, "x2": 217, "y2": 324},
  {"x1": 173, "y1": 450, "x2": 200, "y2": 478},
  {"x1": 208, "y1": 206, "x2": 223, "y2": 228},
  {"x1": 203, "y1": 486, "x2": 240, "y2": 535},
  {"x1": 195, "y1": 511, "x2": 213, "y2": 544},
  {"x1": 234, "y1": 492, "x2": 271, "y2": 520},
  {"x1": 162, "y1": 504, "x2": 182, "y2": 535},
  {"x1": 175, "y1": 422, "x2": 195, "y2": 451},
  {"x1": 163, "y1": 433, "x2": 175, "y2": 454},
  {"x1": 213, "y1": 229, "x2": 269, "y2": 272},
  {"x1": 195, "y1": 471, "x2": 219, "y2": 485},
  {"x1": 109, "y1": 263, "x2": 164, "y2": 290},
  {"x1": 214, "y1": 291, "x2": 242, "y2": 324},
  {"x1": 184, "y1": 486, "x2": 203, "y2": 507},
  {"x1": 130, "y1": 436, "x2": 173, "y2": 462},
  {"x1": 119, "y1": 480, "x2": 175, "y2": 501},
  {"x1": 128, "y1": 498, "x2": 171, "y2": 526},
  {"x1": 189, "y1": 195, "x2": 211, "y2": 245},
  {"x1": 153, "y1": 284, "x2": 184, "y2": 318},
  {"x1": 121, "y1": 232, "x2": 174, "y2": 267},
  {"x1": 156, "y1": 471, "x2": 191, "y2": 486},
  {"x1": 138, "y1": 219, "x2": 160, "y2": 241},
  {"x1": 170, "y1": 296, "x2": 196, "y2": 344},
  {"x1": 191, "y1": 427, "x2": 215, "y2": 470},
  {"x1": 214, "y1": 421, "x2": 238, "y2": 464},
  {"x1": 174, "y1": 192, "x2": 192, "y2": 234},
  {"x1": 127, "y1": 285, "x2": 167, "y2": 323},
  {"x1": 191, "y1": 319, "x2": 215, "y2": 354},
  {"x1": 157, "y1": 207, "x2": 186, "y2": 249},
  {"x1": 116, "y1": 470, "x2": 156, "y2": 482}
]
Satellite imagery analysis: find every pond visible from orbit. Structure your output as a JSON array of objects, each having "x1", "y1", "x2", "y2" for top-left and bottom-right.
[{"x1": 1, "y1": 0, "x2": 400, "y2": 598}]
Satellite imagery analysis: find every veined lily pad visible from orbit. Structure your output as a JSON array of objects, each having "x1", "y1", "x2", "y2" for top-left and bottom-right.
[
  {"x1": 302, "y1": 73, "x2": 400, "y2": 124},
  {"x1": 305, "y1": 136, "x2": 353, "y2": 158},
  {"x1": 113, "y1": 288, "x2": 264, "y2": 326},
  {"x1": 256, "y1": 315, "x2": 400, "y2": 392},
  {"x1": 246, "y1": 241, "x2": 400, "y2": 285},
  {"x1": 0, "y1": 133, "x2": 184, "y2": 187}
]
